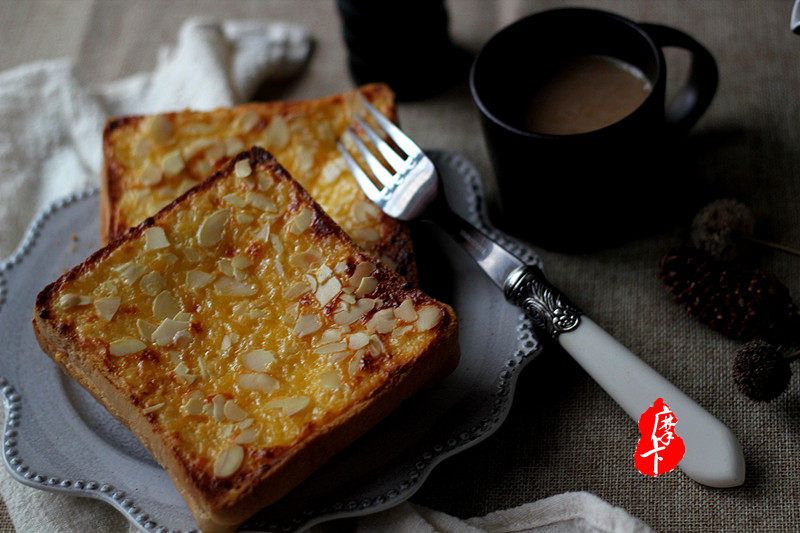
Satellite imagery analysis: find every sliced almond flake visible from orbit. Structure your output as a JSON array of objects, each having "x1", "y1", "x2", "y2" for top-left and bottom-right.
[
  {"x1": 263, "y1": 115, "x2": 289, "y2": 148},
  {"x1": 341, "y1": 294, "x2": 356, "y2": 305},
  {"x1": 183, "y1": 122, "x2": 215, "y2": 135},
  {"x1": 393, "y1": 324, "x2": 413, "y2": 338},
  {"x1": 265, "y1": 396, "x2": 310, "y2": 416},
  {"x1": 217, "y1": 258, "x2": 234, "y2": 277},
  {"x1": 284, "y1": 281, "x2": 310, "y2": 300},
  {"x1": 94, "y1": 297, "x2": 120, "y2": 321},
  {"x1": 182, "y1": 138, "x2": 213, "y2": 159},
  {"x1": 321, "y1": 157, "x2": 345, "y2": 183},
  {"x1": 293, "y1": 315, "x2": 321, "y2": 337},
  {"x1": 315, "y1": 341, "x2": 348, "y2": 354},
  {"x1": 139, "y1": 163, "x2": 163, "y2": 186},
  {"x1": 212, "y1": 394, "x2": 226, "y2": 421},
  {"x1": 234, "y1": 427, "x2": 257, "y2": 444},
  {"x1": 315, "y1": 277, "x2": 342, "y2": 307},
  {"x1": 204, "y1": 141, "x2": 225, "y2": 163},
  {"x1": 258, "y1": 174, "x2": 274, "y2": 191},
  {"x1": 319, "y1": 371, "x2": 342, "y2": 390},
  {"x1": 355, "y1": 276, "x2": 378, "y2": 297},
  {"x1": 167, "y1": 351, "x2": 181, "y2": 364},
  {"x1": 57, "y1": 293, "x2": 90, "y2": 309},
  {"x1": 151, "y1": 318, "x2": 189, "y2": 346},
  {"x1": 316, "y1": 264, "x2": 333, "y2": 282},
  {"x1": 231, "y1": 254, "x2": 252, "y2": 269},
  {"x1": 108, "y1": 338, "x2": 145, "y2": 357},
  {"x1": 198, "y1": 356, "x2": 210, "y2": 380},
  {"x1": 354, "y1": 200, "x2": 381, "y2": 222},
  {"x1": 333, "y1": 298, "x2": 375, "y2": 325},
  {"x1": 236, "y1": 213, "x2": 254, "y2": 225},
  {"x1": 114, "y1": 262, "x2": 147, "y2": 284},
  {"x1": 224, "y1": 400, "x2": 249, "y2": 422},
  {"x1": 143, "y1": 403, "x2": 165, "y2": 414},
  {"x1": 153, "y1": 290, "x2": 181, "y2": 320},
  {"x1": 136, "y1": 319, "x2": 157, "y2": 341},
  {"x1": 270, "y1": 234, "x2": 284, "y2": 254},
  {"x1": 222, "y1": 193, "x2": 246, "y2": 207},
  {"x1": 367, "y1": 308, "x2": 396, "y2": 334},
  {"x1": 303, "y1": 274, "x2": 318, "y2": 292},
  {"x1": 139, "y1": 271, "x2": 166, "y2": 296},
  {"x1": 173, "y1": 311, "x2": 191, "y2": 322},
  {"x1": 237, "y1": 109, "x2": 262, "y2": 132},
  {"x1": 147, "y1": 114, "x2": 173, "y2": 144},
  {"x1": 213, "y1": 276, "x2": 257, "y2": 297},
  {"x1": 232, "y1": 302, "x2": 248, "y2": 316},
  {"x1": 184, "y1": 396, "x2": 204, "y2": 416},
  {"x1": 214, "y1": 445, "x2": 244, "y2": 478},
  {"x1": 354, "y1": 227, "x2": 380, "y2": 243},
  {"x1": 221, "y1": 334, "x2": 232, "y2": 352},
  {"x1": 162, "y1": 252, "x2": 179, "y2": 265},
  {"x1": 334, "y1": 261, "x2": 347, "y2": 274},
  {"x1": 380, "y1": 257, "x2": 397, "y2": 273},
  {"x1": 249, "y1": 308, "x2": 265, "y2": 319},
  {"x1": 368, "y1": 334, "x2": 385, "y2": 355},
  {"x1": 416, "y1": 306, "x2": 443, "y2": 331},
  {"x1": 133, "y1": 137, "x2": 153, "y2": 158},
  {"x1": 348, "y1": 354, "x2": 362, "y2": 376},
  {"x1": 231, "y1": 333, "x2": 241, "y2": 343},
  {"x1": 181, "y1": 246, "x2": 203, "y2": 263},
  {"x1": 234, "y1": 159, "x2": 252, "y2": 178},
  {"x1": 329, "y1": 351, "x2": 350, "y2": 363},
  {"x1": 174, "y1": 362, "x2": 190, "y2": 376},
  {"x1": 224, "y1": 137, "x2": 246, "y2": 156},
  {"x1": 197, "y1": 208, "x2": 230, "y2": 247},
  {"x1": 295, "y1": 144, "x2": 314, "y2": 173},
  {"x1": 238, "y1": 418, "x2": 254, "y2": 429},
  {"x1": 241, "y1": 350, "x2": 275, "y2": 372},
  {"x1": 348, "y1": 332, "x2": 370, "y2": 350},
  {"x1": 161, "y1": 150, "x2": 185, "y2": 176},
  {"x1": 320, "y1": 329, "x2": 343, "y2": 344},
  {"x1": 174, "y1": 330, "x2": 193, "y2": 348},
  {"x1": 348, "y1": 262, "x2": 375, "y2": 288},
  {"x1": 246, "y1": 192, "x2": 276, "y2": 212},
  {"x1": 394, "y1": 298, "x2": 418, "y2": 322},
  {"x1": 237, "y1": 373, "x2": 279, "y2": 393},
  {"x1": 290, "y1": 208, "x2": 313, "y2": 234},
  {"x1": 195, "y1": 159, "x2": 212, "y2": 176},
  {"x1": 187, "y1": 269, "x2": 215, "y2": 288}
]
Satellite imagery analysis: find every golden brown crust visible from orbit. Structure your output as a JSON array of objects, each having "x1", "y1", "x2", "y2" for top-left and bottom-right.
[
  {"x1": 100, "y1": 84, "x2": 418, "y2": 285},
  {"x1": 35, "y1": 147, "x2": 458, "y2": 532}
]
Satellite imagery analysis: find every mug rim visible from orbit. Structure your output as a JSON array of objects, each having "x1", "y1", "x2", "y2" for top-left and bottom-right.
[{"x1": 469, "y1": 7, "x2": 664, "y2": 140}]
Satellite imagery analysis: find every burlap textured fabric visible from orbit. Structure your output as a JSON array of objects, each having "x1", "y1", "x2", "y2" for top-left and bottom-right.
[{"x1": 1, "y1": 1, "x2": 797, "y2": 531}]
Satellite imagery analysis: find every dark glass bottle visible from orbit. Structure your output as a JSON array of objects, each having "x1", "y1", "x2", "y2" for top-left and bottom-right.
[{"x1": 336, "y1": 0, "x2": 470, "y2": 101}]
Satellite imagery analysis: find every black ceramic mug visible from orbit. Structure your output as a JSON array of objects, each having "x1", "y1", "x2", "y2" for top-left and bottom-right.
[{"x1": 470, "y1": 8, "x2": 718, "y2": 251}]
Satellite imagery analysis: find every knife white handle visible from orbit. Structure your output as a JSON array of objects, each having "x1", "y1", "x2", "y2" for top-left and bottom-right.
[
  {"x1": 503, "y1": 265, "x2": 745, "y2": 488},
  {"x1": 559, "y1": 317, "x2": 745, "y2": 488}
]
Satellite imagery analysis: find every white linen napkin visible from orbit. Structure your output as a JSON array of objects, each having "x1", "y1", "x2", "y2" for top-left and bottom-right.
[{"x1": 0, "y1": 17, "x2": 651, "y2": 533}]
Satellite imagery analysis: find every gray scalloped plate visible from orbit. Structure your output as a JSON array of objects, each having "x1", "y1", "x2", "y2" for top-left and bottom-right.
[{"x1": 0, "y1": 151, "x2": 542, "y2": 532}]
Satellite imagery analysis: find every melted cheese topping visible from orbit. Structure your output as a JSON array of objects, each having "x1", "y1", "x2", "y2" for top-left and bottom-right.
[
  {"x1": 49, "y1": 155, "x2": 445, "y2": 482},
  {"x1": 108, "y1": 89, "x2": 399, "y2": 268}
]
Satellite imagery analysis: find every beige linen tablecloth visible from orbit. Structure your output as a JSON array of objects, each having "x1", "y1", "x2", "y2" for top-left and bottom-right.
[{"x1": 1, "y1": 1, "x2": 798, "y2": 531}]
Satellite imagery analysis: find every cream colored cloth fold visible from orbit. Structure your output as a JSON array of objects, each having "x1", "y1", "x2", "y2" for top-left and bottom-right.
[{"x1": 0, "y1": 16, "x2": 651, "y2": 533}]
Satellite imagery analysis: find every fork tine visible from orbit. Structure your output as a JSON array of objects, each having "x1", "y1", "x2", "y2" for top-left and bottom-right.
[
  {"x1": 360, "y1": 98, "x2": 422, "y2": 158},
  {"x1": 337, "y1": 141, "x2": 383, "y2": 203},
  {"x1": 345, "y1": 127, "x2": 396, "y2": 188},
  {"x1": 354, "y1": 115, "x2": 406, "y2": 171}
]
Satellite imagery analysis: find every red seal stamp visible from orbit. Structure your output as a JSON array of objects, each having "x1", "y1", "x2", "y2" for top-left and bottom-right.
[{"x1": 635, "y1": 398, "x2": 685, "y2": 477}]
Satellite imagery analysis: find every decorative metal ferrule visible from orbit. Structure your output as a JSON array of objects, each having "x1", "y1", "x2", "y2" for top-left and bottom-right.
[{"x1": 503, "y1": 265, "x2": 582, "y2": 341}]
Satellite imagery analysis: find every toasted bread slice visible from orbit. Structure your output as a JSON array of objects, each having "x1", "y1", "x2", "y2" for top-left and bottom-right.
[
  {"x1": 33, "y1": 148, "x2": 459, "y2": 532},
  {"x1": 102, "y1": 83, "x2": 417, "y2": 283}
]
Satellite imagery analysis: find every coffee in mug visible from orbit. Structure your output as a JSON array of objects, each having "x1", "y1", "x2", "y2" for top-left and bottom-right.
[{"x1": 520, "y1": 55, "x2": 652, "y2": 136}]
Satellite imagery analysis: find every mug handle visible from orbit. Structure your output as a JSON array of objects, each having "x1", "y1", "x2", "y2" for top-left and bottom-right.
[{"x1": 639, "y1": 23, "x2": 719, "y2": 133}]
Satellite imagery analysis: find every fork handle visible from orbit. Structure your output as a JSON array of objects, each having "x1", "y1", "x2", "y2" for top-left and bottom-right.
[{"x1": 505, "y1": 265, "x2": 745, "y2": 488}]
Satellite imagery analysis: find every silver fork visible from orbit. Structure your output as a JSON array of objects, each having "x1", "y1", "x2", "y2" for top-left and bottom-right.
[{"x1": 337, "y1": 99, "x2": 745, "y2": 489}]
